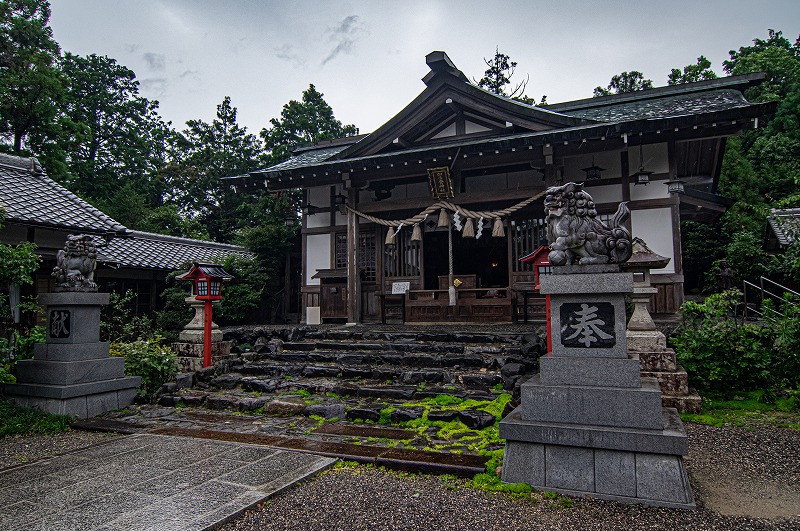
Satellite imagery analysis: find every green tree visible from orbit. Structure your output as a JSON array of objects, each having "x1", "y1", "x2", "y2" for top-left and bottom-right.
[
  {"x1": 668, "y1": 55, "x2": 718, "y2": 85},
  {"x1": 261, "y1": 84, "x2": 358, "y2": 163},
  {"x1": 0, "y1": 0, "x2": 67, "y2": 153},
  {"x1": 723, "y1": 29, "x2": 800, "y2": 103},
  {"x1": 168, "y1": 96, "x2": 265, "y2": 242},
  {"x1": 474, "y1": 48, "x2": 545, "y2": 105},
  {"x1": 593, "y1": 71, "x2": 653, "y2": 97}
]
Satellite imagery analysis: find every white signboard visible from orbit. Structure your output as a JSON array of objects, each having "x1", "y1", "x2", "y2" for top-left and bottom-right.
[{"x1": 391, "y1": 282, "x2": 411, "y2": 294}]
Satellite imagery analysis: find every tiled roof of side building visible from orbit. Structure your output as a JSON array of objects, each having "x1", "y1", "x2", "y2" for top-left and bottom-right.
[
  {"x1": 0, "y1": 153, "x2": 128, "y2": 234},
  {"x1": 98, "y1": 231, "x2": 253, "y2": 271},
  {"x1": 767, "y1": 209, "x2": 800, "y2": 247}
]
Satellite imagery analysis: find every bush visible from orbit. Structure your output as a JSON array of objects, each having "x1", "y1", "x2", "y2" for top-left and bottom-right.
[
  {"x1": 671, "y1": 290, "x2": 773, "y2": 393},
  {"x1": 101, "y1": 290, "x2": 155, "y2": 343},
  {"x1": 671, "y1": 289, "x2": 799, "y2": 394},
  {"x1": 110, "y1": 338, "x2": 178, "y2": 400}
]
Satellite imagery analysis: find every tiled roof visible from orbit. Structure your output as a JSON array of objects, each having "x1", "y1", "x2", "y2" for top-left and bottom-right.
[
  {"x1": 767, "y1": 209, "x2": 800, "y2": 247},
  {"x1": 266, "y1": 145, "x2": 350, "y2": 172},
  {"x1": 0, "y1": 153, "x2": 127, "y2": 234},
  {"x1": 97, "y1": 231, "x2": 252, "y2": 270},
  {"x1": 558, "y1": 89, "x2": 753, "y2": 122}
]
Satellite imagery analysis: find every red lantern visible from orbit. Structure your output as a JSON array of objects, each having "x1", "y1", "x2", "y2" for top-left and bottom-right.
[
  {"x1": 177, "y1": 263, "x2": 233, "y2": 367},
  {"x1": 520, "y1": 246, "x2": 552, "y2": 355}
]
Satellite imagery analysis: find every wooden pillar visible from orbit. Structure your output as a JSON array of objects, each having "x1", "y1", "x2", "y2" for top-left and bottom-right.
[
  {"x1": 346, "y1": 186, "x2": 360, "y2": 323},
  {"x1": 668, "y1": 141, "x2": 683, "y2": 276},
  {"x1": 620, "y1": 149, "x2": 632, "y2": 234}
]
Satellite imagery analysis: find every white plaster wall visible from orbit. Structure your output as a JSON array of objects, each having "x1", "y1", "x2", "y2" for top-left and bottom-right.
[
  {"x1": 305, "y1": 233, "x2": 330, "y2": 285},
  {"x1": 306, "y1": 212, "x2": 328, "y2": 228},
  {"x1": 630, "y1": 207, "x2": 675, "y2": 273},
  {"x1": 583, "y1": 184, "x2": 622, "y2": 204},
  {"x1": 563, "y1": 151, "x2": 621, "y2": 182},
  {"x1": 628, "y1": 142, "x2": 668, "y2": 174},
  {"x1": 629, "y1": 181, "x2": 670, "y2": 201}
]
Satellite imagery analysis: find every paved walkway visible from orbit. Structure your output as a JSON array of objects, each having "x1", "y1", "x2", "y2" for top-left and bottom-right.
[{"x1": 0, "y1": 433, "x2": 336, "y2": 531}]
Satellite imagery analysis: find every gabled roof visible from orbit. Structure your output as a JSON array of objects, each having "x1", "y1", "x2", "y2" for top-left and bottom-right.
[
  {"x1": 97, "y1": 231, "x2": 252, "y2": 271},
  {"x1": 231, "y1": 52, "x2": 773, "y2": 191},
  {"x1": 0, "y1": 153, "x2": 128, "y2": 235},
  {"x1": 767, "y1": 208, "x2": 800, "y2": 248}
]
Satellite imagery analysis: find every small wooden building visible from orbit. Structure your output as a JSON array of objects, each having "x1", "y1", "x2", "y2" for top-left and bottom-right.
[{"x1": 230, "y1": 51, "x2": 774, "y2": 324}]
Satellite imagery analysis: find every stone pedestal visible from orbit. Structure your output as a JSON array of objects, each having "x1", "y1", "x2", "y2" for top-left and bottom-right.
[
  {"x1": 501, "y1": 267, "x2": 694, "y2": 508},
  {"x1": 172, "y1": 297, "x2": 232, "y2": 371},
  {"x1": 1, "y1": 292, "x2": 141, "y2": 419}
]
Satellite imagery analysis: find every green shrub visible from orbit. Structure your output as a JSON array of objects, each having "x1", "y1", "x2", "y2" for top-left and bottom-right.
[
  {"x1": 671, "y1": 290, "x2": 773, "y2": 393},
  {"x1": 101, "y1": 290, "x2": 155, "y2": 343},
  {"x1": 671, "y1": 289, "x2": 800, "y2": 394},
  {"x1": 111, "y1": 338, "x2": 178, "y2": 400}
]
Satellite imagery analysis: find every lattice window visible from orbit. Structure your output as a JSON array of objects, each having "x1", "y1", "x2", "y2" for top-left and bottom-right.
[
  {"x1": 511, "y1": 218, "x2": 547, "y2": 272},
  {"x1": 334, "y1": 233, "x2": 347, "y2": 269},
  {"x1": 385, "y1": 228, "x2": 421, "y2": 278},
  {"x1": 359, "y1": 232, "x2": 377, "y2": 282},
  {"x1": 334, "y1": 232, "x2": 378, "y2": 282}
]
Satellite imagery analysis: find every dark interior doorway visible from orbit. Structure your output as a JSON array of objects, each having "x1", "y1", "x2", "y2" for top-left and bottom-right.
[{"x1": 422, "y1": 229, "x2": 509, "y2": 290}]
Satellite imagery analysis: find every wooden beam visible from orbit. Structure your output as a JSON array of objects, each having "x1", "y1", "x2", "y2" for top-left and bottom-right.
[{"x1": 346, "y1": 186, "x2": 361, "y2": 324}]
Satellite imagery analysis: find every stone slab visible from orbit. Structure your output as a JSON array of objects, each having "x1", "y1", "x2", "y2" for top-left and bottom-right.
[
  {"x1": 539, "y1": 355, "x2": 642, "y2": 388},
  {"x1": 627, "y1": 330, "x2": 668, "y2": 351},
  {"x1": 551, "y1": 264, "x2": 621, "y2": 275},
  {"x1": 500, "y1": 406, "x2": 688, "y2": 455},
  {"x1": 520, "y1": 375, "x2": 665, "y2": 430},
  {"x1": 39, "y1": 292, "x2": 110, "y2": 306},
  {"x1": 545, "y1": 445, "x2": 594, "y2": 491},
  {"x1": 43, "y1": 304, "x2": 102, "y2": 344},
  {"x1": 595, "y1": 449, "x2": 637, "y2": 497},
  {"x1": 549, "y1": 294, "x2": 629, "y2": 358},
  {"x1": 637, "y1": 349, "x2": 677, "y2": 371},
  {"x1": 14, "y1": 357, "x2": 125, "y2": 385},
  {"x1": 3, "y1": 387, "x2": 138, "y2": 418},
  {"x1": 501, "y1": 440, "x2": 694, "y2": 508},
  {"x1": 540, "y1": 272, "x2": 633, "y2": 295},
  {"x1": 500, "y1": 441, "x2": 544, "y2": 485},
  {"x1": 0, "y1": 434, "x2": 336, "y2": 531},
  {"x1": 34, "y1": 342, "x2": 110, "y2": 362},
  {"x1": 1, "y1": 375, "x2": 141, "y2": 400}
]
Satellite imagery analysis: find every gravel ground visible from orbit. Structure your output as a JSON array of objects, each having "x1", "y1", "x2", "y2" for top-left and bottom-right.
[
  {"x1": 220, "y1": 422, "x2": 800, "y2": 531},
  {"x1": 1, "y1": 423, "x2": 797, "y2": 530}
]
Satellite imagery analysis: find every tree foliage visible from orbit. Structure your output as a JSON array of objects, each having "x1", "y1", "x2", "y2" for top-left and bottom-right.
[
  {"x1": 668, "y1": 55, "x2": 717, "y2": 85},
  {"x1": 593, "y1": 71, "x2": 653, "y2": 97},
  {"x1": 261, "y1": 84, "x2": 358, "y2": 163},
  {"x1": 0, "y1": 0, "x2": 66, "y2": 153}
]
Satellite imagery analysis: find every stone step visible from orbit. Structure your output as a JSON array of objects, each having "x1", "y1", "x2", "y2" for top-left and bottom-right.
[
  {"x1": 243, "y1": 350, "x2": 500, "y2": 370},
  {"x1": 662, "y1": 392, "x2": 703, "y2": 414}
]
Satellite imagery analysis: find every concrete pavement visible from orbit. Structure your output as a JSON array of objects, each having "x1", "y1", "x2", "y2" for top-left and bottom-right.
[{"x1": 0, "y1": 433, "x2": 335, "y2": 531}]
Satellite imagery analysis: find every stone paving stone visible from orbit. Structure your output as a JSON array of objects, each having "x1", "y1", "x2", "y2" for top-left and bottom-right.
[{"x1": 0, "y1": 433, "x2": 336, "y2": 531}]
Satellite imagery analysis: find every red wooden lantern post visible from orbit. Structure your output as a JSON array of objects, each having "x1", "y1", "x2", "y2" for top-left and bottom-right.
[
  {"x1": 520, "y1": 246, "x2": 552, "y2": 355},
  {"x1": 177, "y1": 263, "x2": 233, "y2": 368}
]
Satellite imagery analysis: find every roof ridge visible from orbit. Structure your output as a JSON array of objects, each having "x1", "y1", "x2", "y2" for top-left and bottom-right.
[
  {"x1": 547, "y1": 73, "x2": 766, "y2": 111},
  {"x1": 129, "y1": 230, "x2": 248, "y2": 250}
]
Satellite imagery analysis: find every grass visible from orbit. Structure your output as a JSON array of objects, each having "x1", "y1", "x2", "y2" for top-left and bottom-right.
[
  {"x1": 680, "y1": 390, "x2": 800, "y2": 429},
  {"x1": 0, "y1": 399, "x2": 72, "y2": 437}
]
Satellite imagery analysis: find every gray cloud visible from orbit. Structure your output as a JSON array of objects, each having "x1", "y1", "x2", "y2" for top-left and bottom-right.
[
  {"x1": 322, "y1": 15, "x2": 365, "y2": 66},
  {"x1": 143, "y1": 52, "x2": 166, "y2": 71},
  {"x1": 275, "y1": 43, "x2": 305, "y2": 67},
  {"x1": 125, "y1": 43, "x2": 140, "y2": 53},
  {"x1": 139, "y1": 77, "x2": 167, "y2": 97}
]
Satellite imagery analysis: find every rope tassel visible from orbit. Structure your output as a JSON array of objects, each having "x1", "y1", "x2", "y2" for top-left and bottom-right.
[
  {"x1": 385, "y1": 227, "x2": 396, "y2": 246},
  {"x1": 492, "y1": 218, "x2": 505, "y2": 238},
  {"x1": 411, "y1": 223, "x2": 422, "y2": 242},
  {"x1": 437, "y1": 208, "x2": 450, "y2": 229},
  {"x1": 462, "y1": 218, "x2": 475, "y2": 238}
]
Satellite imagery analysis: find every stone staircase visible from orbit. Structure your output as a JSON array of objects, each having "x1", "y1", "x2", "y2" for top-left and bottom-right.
[
  {"x1": 638, "y1": 348, "x2": 702, "y2": 414},
  {"x1": 156, "y1": 327, "x2": 546, "y2": 417}
]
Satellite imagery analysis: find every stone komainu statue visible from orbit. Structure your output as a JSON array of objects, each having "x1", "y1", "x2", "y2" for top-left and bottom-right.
[
  {"x1": 52, "y1": 234, "x2": 98, "y2": 291},
  {"x1": 544, "y1": 182, "x2": 632, "y2": 266}
]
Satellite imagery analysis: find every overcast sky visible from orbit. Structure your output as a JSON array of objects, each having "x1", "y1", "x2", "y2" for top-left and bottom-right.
[{"x1": 48, "y1": 1, "x2": 800, "y2": 136}]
